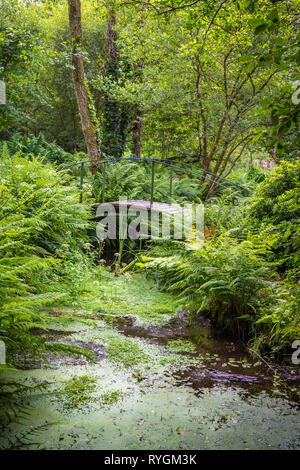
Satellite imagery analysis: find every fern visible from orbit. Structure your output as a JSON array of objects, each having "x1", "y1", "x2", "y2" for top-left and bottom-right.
[
  {"x1": 0, "y1": 147, "x2": 96, "y2": 363},
  {"x1": 92, "y1": 159, "x2": 199, "y2": 204},
  {"x1": 138, "y1": 234, "x2": 273, "y2": 335}
]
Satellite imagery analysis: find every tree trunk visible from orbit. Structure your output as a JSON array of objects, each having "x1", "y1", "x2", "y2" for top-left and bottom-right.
[
  {"x1": 106, "y1": 2, "x2": 118, "y2": 67},
  {"x1": 68, "y1": 0, "x2": 99, "y2": 173},
  {"x1": 132, "y1": 107, "x2": 144, "y2": 158},
  {"x1": 101, "y1": 2, "x2": 130, "y2": 158}
]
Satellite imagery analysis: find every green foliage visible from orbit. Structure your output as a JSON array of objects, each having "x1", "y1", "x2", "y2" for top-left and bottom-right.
[
  {"x1": 136, "y1": 161, "x2": 299, "y2": 353},
  {"x1": 62, "y1": 375, "x2": 97, "y2": 410},
  {"x1": 167, "y1": 339, "x2": 196, "y2": 353},
  {"x1": 0, "y1": 0, "x2": 298, "y2": 367},
  {"x1": 0, "y1": 25, "x2": 35, "y2": 77},
  {"x1": 93, "y1": 160, "x2": 149, "y2": 202},
  {"x1": 247, "y1": 2, "x2": 300, "y2": 159},
  {"x1": 100, "y1": 390, "x2": 123, "y2": 406},
  {"x1": 0, "y1": 146, "x2": 94, "y2": 362},
  {"x1": 203, "y1": 194, "x2": 247, "y2": 236},
  {"x1": 92, "y1": 159, "x2": 199, "y2": 204},
  {"x1": 246, "y1": 164, "x2": 267, "y2": 184},
  {"x1": 0, "y1": 146, "x2": 91, "y2": 259},
  {"x1": 248, "y1": 161, "x2": 300, "y2": 222},
  {"x1": 101, "y1": 96, "x2": 131, "y2": 160},
  {"x1": 106, "y1": 335, "x2": 149, "y2": 368},
  {"x1": 254, "y1": 271, "x2": 300, "y2": 356},
  {"x1": 138, "y1": 234, "x2": 273, "y2": 335},
  {"x1": 247, "y1": 160, "x2": 300, "y2": 270},
  {"x1": 0, "y1": 376, "x2": 52, "y2": 449},
  {"x1": 1, "y1": 133, "x2": 73, "y2": 165}
]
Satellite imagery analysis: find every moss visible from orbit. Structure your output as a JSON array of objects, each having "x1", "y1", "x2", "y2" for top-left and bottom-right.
[
  {"x1": 74, "y1": 271, "x2": 179, "y2": 324},
  {"x1": 106, "y1": 336, "x2": 149, "y2": 368},
  {"x1": 100, "y1": 390, "x2": 123, "y2": 406},
  {"x1": 63, "y1": 375, "x2": 97, "y2": 410}
]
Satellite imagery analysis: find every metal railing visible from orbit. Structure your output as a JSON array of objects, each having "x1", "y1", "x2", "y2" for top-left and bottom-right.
[{"x1": 59, "y1": 157, "x2": 252, "y2": 204}]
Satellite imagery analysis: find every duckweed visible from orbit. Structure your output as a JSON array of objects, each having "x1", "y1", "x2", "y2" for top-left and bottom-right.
[{"x1": 63, "y1": 375, "x2": 97, "y2": 410}]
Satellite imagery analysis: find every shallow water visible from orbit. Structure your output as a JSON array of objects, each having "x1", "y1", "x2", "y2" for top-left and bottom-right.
[{"x1": 1, "y1": 309, "x2": 299, "y2": 450}]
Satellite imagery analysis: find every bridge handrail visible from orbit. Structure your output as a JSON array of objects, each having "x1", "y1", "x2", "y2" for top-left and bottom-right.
[
  {"x1": 58, "y1": 156, "x2": 252, "y2": 203},
  {"x1": 60, "y1": 156, "x2": 251, "y2": 192}
]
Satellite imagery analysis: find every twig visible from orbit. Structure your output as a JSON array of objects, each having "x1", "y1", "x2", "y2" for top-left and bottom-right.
[{"x1": 249, "y1": 348, "x2": 276, "y2": 373}]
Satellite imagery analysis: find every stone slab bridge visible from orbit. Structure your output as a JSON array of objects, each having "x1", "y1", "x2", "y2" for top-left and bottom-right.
[{"x1": 93, "y1": 200, "x2": 183, "y2": 217}]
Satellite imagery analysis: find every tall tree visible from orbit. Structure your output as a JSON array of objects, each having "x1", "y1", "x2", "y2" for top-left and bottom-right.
[
  {"x1": 101, "y1": 2, "x2": 130, "y2": 159},
  {"x1": 132, "y1": 58, "x2": 144, "y2": 158},
  {"x1": 68, "y1": 0, "x2": 99, "y2": 172},
  {"x1": 132, "y1": 105, "x2": 144, "y2": 158}
]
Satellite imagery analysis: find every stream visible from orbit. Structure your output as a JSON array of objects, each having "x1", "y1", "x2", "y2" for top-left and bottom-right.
[{"x1": 1, "y1": 274, "x2": 299, "y2": 450}]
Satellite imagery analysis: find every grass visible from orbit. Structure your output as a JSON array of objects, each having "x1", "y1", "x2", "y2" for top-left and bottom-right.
[{"x1": 72, "y1": 269, "x2": 179, "y2": 324}]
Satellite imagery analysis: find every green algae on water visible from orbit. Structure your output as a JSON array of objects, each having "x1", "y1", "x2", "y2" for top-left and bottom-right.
[
  {"x1": 100, "y1": 390, "x2": 123, "y2": 406},
  {"x1": 167, "y1": 339, "x2": 196, "y2": 353},
  {"x1": 62, "y1": 375, "x2": 97, "y2": 410}
]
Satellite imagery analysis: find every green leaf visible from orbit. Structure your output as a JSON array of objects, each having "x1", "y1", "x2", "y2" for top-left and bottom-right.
[
  {"x1": 268, "y1": 9, "x2": 279, "y2": 23},
  {"x1": 254, "y1": 23, "x2": 268, "y2": 35}
]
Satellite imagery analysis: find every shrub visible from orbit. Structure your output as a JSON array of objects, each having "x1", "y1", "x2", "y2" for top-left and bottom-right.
[
  {"x1": 0, "y1": 145, "x2": 91, "y2": 260},
  {"x1": 92, "y1": 159, "x2": 199, "y2": 204},
  {"x1": 247, "y1": 160, "x2": 300, "y2": 270},
  {"x1": 204, "y1": 193, "x2": 248, "y2": 237},
  {"x1": 254, "y1": 271, "x2": 300, "y2": 357},
  {"x1": 0, "y1": 146, "x2": 94, "y2": 362},
  {"x1": 138, "y1": 234, "x2": 273, "y2": 336},
  {"x1": 0, "y1": 132, "x2": 73, "y2": 165}
]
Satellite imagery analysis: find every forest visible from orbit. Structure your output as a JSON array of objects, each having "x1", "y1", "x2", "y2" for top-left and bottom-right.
[{"x1": 0, "y1": 0, "x2": 299, "y2": 451}]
